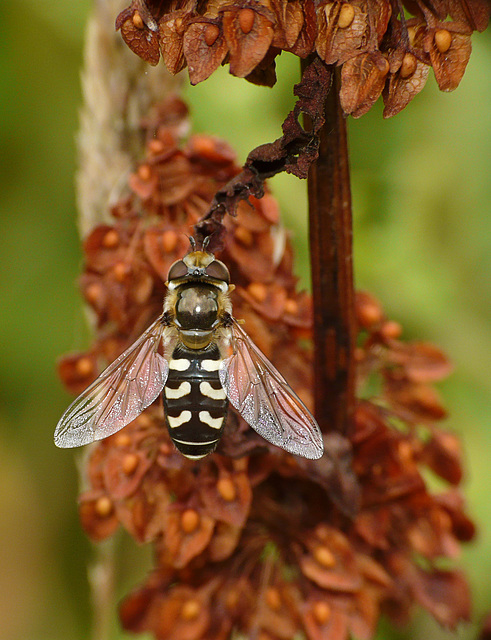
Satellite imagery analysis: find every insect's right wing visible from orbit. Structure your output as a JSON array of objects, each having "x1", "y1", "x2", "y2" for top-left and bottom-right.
[
  {"x1": 219, "y1": 319, "x2": 324, "y2": 459},
  {"x1": 54, "y1": 316, "x2": 171, "y2": 448}
]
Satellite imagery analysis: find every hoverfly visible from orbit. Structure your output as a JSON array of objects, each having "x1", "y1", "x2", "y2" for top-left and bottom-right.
[{"x1": 55, "y1": 239, "x2": 323, "y2": 460}]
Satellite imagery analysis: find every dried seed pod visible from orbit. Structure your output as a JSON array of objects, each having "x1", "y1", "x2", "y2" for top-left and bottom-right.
[
  {"x1": 221, "y1": 6, "x2": 275, "y2": 78},
  {"x1": 270, "y1": 0, "x2": 304, "y2": 50},
  {"x1": 183, "y1": 20, "x2": 228, "y2": 85},
  {"x1": 340, "y1": 51, "x2": 390, "y2": 118},
  {"x1": 116, "y1": 6, "x2": 161, "y2": 65},
  {"x1": 159, "y1": 11, "x2": 189, "y2": 74},
  {"x1": 434, "y1": 28, "x2": 452, "y2": 53},
  {"x1": 427, "y1": 29, "x2": 472, "y2": 92},
  {"x1": 316, "y1": 1, "x2": 369, "y2": 65},
  {"x1": 383, "y1": 56, "x2": 430, "y2": 118}
]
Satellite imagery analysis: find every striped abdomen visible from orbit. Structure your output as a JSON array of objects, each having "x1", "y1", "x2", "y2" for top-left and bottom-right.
[{"x1": 163, "y1": 343, "x2": 228, "y2": 459}]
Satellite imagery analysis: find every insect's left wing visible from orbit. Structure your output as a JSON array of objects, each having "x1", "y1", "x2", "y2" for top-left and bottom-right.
[
  {"x1": 54, "y1": 316, "x2": 170, "y2": 448},
  {"x1": 219, "y1": 320, "x2": 324, "y2": 459}
]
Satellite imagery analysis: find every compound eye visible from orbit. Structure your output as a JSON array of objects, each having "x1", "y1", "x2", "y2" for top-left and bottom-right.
[
  {"x1": 168, "y1": 260, "x2": 188, "y2": 281},
  {"x1": 206, "y1": 259, "x2": 230, "y2": 283}
]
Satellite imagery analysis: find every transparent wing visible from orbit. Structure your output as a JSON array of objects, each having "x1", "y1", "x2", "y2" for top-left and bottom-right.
[
  {"x1": 219, "y1": 320, "x2": 324, "y2": 459},
  {"x1": 55, "y1": 316, "x2": 170, "y2": 448}
]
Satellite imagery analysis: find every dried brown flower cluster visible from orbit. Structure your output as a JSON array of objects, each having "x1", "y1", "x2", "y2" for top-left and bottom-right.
[
  {"x1": 115, "y1": 0, "x2": 489, "y2": 116},
  {"x1": 59, "y1": 97, "x2": 475, "y2": 639}
]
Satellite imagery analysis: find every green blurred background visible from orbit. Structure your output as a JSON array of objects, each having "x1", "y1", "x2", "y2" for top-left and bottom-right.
[{"x1": 0, "y1": 1, "x2": 490, "y2": 639}]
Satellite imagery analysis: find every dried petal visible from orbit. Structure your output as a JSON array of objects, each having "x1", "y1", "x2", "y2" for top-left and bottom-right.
[
  {"x1": 103, "y1": 449, "x2": 152, "y2": 499},
  {"x1": 420, "y1": 430, "x2": 463, "y2": 484},
  {"x1": 116, "y1": 6, "x2": 161, "y2": 65},
  {"x1": 143, "y1": 226, "x2": 190, "y2": 280},
  {"x1": 222, "y1": 6, "x2": 275, "y2": 77},
  {"x1": 252, "y1": 582, "x2": 301, "y2": 639},
  {"x1": 245, "y1": 51, "x2": 278, "y2": 88},
  {"x1": 426, "y1": 29, "x2": 472, "y2": 92},
  {"x1": 300, "y1": 527, "x2": 362, "y2": 592},
  {"x1": 270, "y1": 0, "x2": 304, "y2": 49},
  {"x1": 383, "y1": 56, "x2": 430, "y2": 117},
  {"x1": 57, "y1": 351, "x2": 97, "y2": 394},
  {"x1": 153, "y1": 585, "x2": 212, "y2": 640},
  {"x1": 160, "y1": 508, "x2": 215, "y2": 568},
  {"x1": 434, "y1": 490, "x2": 476, "y2": 542},
  {"x1": 237, "y1": 282, "x2": 288, "y2": 321},
  {"x1": 183, "y1": 20, "x2": 228, "y2": 85},
  {"x1": 447, "y1": 0, "x2": 491, "y2": 32},
  {"x1": 207, "y1": 522, "x2": 242, "y2": 561},
  {"x1": 316, "y1": 2, "x2": 369, "y2": 65},
  {"x1": 79, "y1": 491, "x2": 119, "y2": 541},
  {"x1": 159, "y1": 11, "x2": 189, "y2": 74},
  {"x1": 340, "y1": 51, "x2": 389, "y2": 118},
  {"x1": 288, "y1": 0, "x2": 317, "y2": 56},
  {"x1": 386, "y1": 341, "x2": 453, "y2": 383},
  {"x1": 118, "y1": 477, "x2": 172, "y2": 542},
  {"x1": 384, "y1": 373, "x2": 447, "y2": 422},
  {"x1": 302, "y1": 598, "x2": 349, "y2": 640},
  {"x1": 199, "y1": 463, "x2": 252, "y2": 527},
  {"x1": 412, "y1": 567, "x2": 471, "y2": 627}
]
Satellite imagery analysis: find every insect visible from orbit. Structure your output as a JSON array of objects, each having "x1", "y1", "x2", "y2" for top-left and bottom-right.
[{"x1": 55, "y1": 239, "x2": 324, "y2": 460}]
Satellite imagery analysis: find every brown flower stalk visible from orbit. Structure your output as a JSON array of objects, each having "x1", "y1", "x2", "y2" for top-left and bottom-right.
[
  {"x1": 304, "y1": 63, "x2": 356, "y2": 437},
  {"x1": 58, "y1": 0, "x2": 487, "y2": 638}
]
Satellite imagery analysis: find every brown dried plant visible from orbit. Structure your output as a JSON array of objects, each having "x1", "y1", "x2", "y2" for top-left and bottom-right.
[
  {"x1": 116, "y1": 0, "x2": 490, "y2": 116},
  {"x1": 58, "y1": 0, "x2": 489, "y2": 638},
  {"x1": 60, "y1": 96, "x2": 475, "y2": 639}
]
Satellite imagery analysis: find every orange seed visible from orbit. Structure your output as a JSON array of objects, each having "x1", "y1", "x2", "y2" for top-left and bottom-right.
[
  {"x1": 338, "y1": 4, "x2": 355, "y2": 29},
  {"x1": 400, "y1": 53, "x2": 417, "y2": 78},
  {"x1": 132, "y1": 11, "x2": 144, "y2": 29},
  {"x1": 204, "y1": 23, "x2": 220, "y2": 47},
  {"x1": 354, "y1": 347, "x2": 365, "y2": 362},
  {"x1": 137, "y1": 164, "x2": 152, "y2": 181},
  {"x1": 181, "y1": 599, "x2": 200, "y2": 621},
  {"x1": 76, "y1": 357, "x2": 94, "y2": 377},
  {"x1": 122, "y1": 453, "x2": 139, "y2": 475},
  {"x1": 225, "y1": 589, "x2": 239, "y2": 610},
  {"x1": 113, "y1": 261, "x2": 128, "y2": 282},
  {"x1": 148, "y1": 139, "x2": 165, "y2": 155},
  {"x1": 313, "y1": 601, "x2": 331, "y2": 625},
  {"x1": 248, "y1": 282, "x2": 268, "y2": 303},
  {"x1": 95, "y1": 496, "x2": 113, "y2": 518},
  {"x1": 358, "y1": 301, "x2": 383, "y2": 328},
  {"x1": 85, "y1": 282, "x2": 103, "y2": 304},
  {"x1": 159, "y1": 442, "x2": 172, "y2": 456},
  {"x1": 238, "y1": 8, "x2": 255, "y2": 34},
  {"x1": 434, "y1": 29, "x2": 452, "y2": 53},
  {"x1": 102, "y1": 229, "x2": 119, "y2": 248},
  {"x1": 234, "y1": 226, "x2": 253, "y2": 246},
  {"x1": 217, "y1": 477, "x2": 237, "y2": 502},
  {"x1": 284, "y1": 298, "x2": 298, "y2": 315},
  {"x1": 161, "y1": 230, "x2": 178, "y2": 253},
  {"x1": 115, "y1": 433, "x2": 132, "y2": 448},
  {"x1": 380, "y1": 320, "x2": 402, "y2": 339},
  {"x1": 266, "y1": 586, "x2": 281, "y2": 610},
  {"x1": 314, "y1": 545, "x2": 336, "y2": 568},
  {"x1": 181, "y1": 509, "x2": 200, "y2": 534}
]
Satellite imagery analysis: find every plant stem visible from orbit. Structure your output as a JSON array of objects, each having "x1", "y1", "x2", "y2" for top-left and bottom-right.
[
  {"x1": 89, "y1": 539, "x2": 116, "y2": 640},
  {"x1": 306, "y1": 64, "x2": 356, "y2": 435}
]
